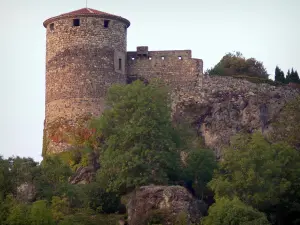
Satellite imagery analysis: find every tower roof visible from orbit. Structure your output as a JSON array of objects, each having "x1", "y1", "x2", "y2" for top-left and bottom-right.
[{"x1": 43, "y1": 8, "x2": 130, "y2": 28}]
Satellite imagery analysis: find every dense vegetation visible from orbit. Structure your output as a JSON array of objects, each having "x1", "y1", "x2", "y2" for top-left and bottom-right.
[
  {"x1": 275, "y1": 66, "x2": 299, "y2": 84},
  {"x1": 1, "y1": 80, "x2": 300, "y2": 224},
  {"x1": 206, "y1": 52, "x2": 299, "y2": 86},
  {"x1": 206, "y1": 51, "x2": 269, "y2": 78}
]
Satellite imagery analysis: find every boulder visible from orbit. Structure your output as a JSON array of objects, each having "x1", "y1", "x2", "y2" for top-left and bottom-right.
[
  {"x1": 127, "y1": 185, "x2": 206, "y2": 225},
  {"x1": 69, "y1": 166, "x2": 95, "y2": 184},
  {"x1": 17, "y1": 182, "x2": 36, "y2": 203}
]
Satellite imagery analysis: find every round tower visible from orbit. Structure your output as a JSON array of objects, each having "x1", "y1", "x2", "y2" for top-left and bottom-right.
[{"x1": 43, "y1": 8, "x2": 130, "y2": 155}]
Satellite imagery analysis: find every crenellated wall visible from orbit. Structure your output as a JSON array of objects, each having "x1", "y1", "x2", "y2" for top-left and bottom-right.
[{"x1": 127, "y1": 46, "x2": 203, "y2": 86}]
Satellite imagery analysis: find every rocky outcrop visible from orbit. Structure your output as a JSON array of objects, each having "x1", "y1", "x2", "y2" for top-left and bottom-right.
[
  {"x1": 127, "y1": 185, "x2": 206, "y2": 225},
  {"x1": 172, "y1": 76, "x2": 300, "y2": 157},
  {"x1": 69, "y1": 166, "x2": 96, "y2": 184},
  {"x1": 17, "y1": 182, "x2": 36, "y2": 203}
]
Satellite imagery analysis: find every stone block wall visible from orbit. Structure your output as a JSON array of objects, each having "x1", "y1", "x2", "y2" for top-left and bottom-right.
[
  {"x1": 127, "y1": 47, "x2": 203, "y2": 87},
  {"x1": 44, "y1": 16, "x2": 128, "y2": 154}
]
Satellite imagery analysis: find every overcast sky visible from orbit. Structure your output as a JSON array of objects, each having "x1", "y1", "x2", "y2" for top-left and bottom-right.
[{"x1": 0, "y1": 0, "x2": 299, "y2": 161}]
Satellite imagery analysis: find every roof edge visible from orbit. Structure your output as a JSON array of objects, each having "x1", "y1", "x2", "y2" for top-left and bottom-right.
[{"x1": 43, "y1": 13, "x2": 130, "y2": 28}]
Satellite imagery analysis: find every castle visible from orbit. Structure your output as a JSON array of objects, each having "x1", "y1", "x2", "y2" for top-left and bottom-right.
[{"x1": 43, "y1": 7, "x2": 203, "y2": 154}]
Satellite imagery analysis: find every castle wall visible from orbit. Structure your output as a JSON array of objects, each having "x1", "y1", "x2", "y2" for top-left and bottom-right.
[
  {"x1": 44, "y1": 16, "x2": 128, "y2": 154},
  {"x1": 127, "y1": 47, "x2": 203, "y2": 87}
]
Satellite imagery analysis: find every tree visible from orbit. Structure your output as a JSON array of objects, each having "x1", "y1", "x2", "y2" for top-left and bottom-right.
[
  {"x1": 51, "y1": 196, "x2": 70, "y2": 223},
  {"x1": 183, "y1": 148, "x2": 217, "y2": 199},
  {"x1": 29, "y1": 200, "x2": 54, "y2": 225},
  {"x1": 95, "y1": 80, "x2": 181, "y2": 193},
  {"x1": 35, "y1": 156, "x2": 72, "y2": 200},
  {"x1": 208, "y1": 132, "x2": 300, "y2": 224},
  {"x1": 82, "y1": 182, "x2": 120, "y2": 213},
  {"x1": 0, "y1": 156, "x2": 11, "y2": 199},
  {"x1": 6, "y1": 203, "x2": 30, "y2": 225},
  {"x1": 0, "y1": 194, "x2": 17, "y2": 223},
  {"x1": 286, "y1": 69, "x2": 291, "y2": 83},
  {"x1": 274, "y1": 66, "x2": 285, "y2": 83},
  {"x1": 288, "y1": 68, "x2": 300, "y2": 83},
  {"x1": 207, "y1": 52, "x2": 268, "y2": 78},
  {"x1": 202, "y1": 197, "x2": 270, "y2": 225}
]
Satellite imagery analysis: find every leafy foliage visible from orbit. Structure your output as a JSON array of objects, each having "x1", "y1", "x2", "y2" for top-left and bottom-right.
[
  {"x1": 95, "y1": 80, "x2": 181, "y2": 193},
  {"x1": 202, "y1": 197, "x2": 270, "y2": 225},
  {"x1": 208, "y1": 132, "x2": 300, "y2": 224},
  {"x1": 51, "y1": 196, "x2": 70, "y2": 223},
  {"x1": 6, "y1": 203, "x2": 30, "y2": 225},
  {"x1": 29, "y1": 200, "x2": 54, "y2": 225},
  {"x1": 82, "y1": 182, "x2": 120, "y2": 213},
  {"x1": 183, "y1": 148, "x2": 217, "y2": 199},
  {"x1": 275, "y1": 66, "x2": 285, "y2": 83},
  {"x1": 206, "y1": 51, "x2": 268, "y2": 78},
  {"x1": 286, "y1": 68, "x2": 300, "y2": 84},
  {"x1": 35, "y1": 156, "x2": 73, "y2": 200}
]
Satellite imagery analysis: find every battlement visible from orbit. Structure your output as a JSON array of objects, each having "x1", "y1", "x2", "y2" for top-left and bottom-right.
[
  {"x1": 127, "y1": 46, "x2": 203, "y2": 86},
  {"x1": 127, "y1": 46, "x2": 192, "y2": 61}
]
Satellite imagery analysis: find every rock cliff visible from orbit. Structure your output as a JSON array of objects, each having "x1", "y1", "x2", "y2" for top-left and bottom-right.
[
  {"x1": 172, "y1": 76, "x2": 299, "y2": 157},
  {"x1": 127, "y1": 185, "x2": 206, "y2": 225}
]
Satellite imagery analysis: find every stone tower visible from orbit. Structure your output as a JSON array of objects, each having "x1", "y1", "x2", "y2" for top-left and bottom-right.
[{"x1": 43, "y1": 8, "x2": 130, "y2": 155}]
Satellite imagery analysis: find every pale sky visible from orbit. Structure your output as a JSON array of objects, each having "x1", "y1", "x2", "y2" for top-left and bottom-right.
[{"x1": 0, "y1": 0, "x2": 299, "y2": 161}]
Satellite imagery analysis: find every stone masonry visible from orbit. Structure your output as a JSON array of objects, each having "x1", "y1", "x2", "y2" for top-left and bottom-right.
[
  {"x1": 42, "y1": 8, "x2": 203, "y2": 155},
  {"x1": 127, "y1": 46, "x2": 203, "y2": 87}
]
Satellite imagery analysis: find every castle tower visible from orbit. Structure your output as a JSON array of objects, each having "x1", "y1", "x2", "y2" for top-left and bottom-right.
[{"x1": 43, "y1": 8, "x2": 130, "y2": 155}]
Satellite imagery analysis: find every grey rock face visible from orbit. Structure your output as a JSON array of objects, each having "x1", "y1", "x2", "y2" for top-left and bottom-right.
[
  {"x1": 173, "y1": 76, "x2": 300, "y2": 157},
  {"x1": 17, "y1": 182, "x2": 36, "y2": 203},
  {"x1": 127, "y1": 185, "x2": 206, "y2": 225}
]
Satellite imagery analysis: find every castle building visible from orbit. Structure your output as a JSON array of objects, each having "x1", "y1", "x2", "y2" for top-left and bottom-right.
[{"x1": 43, "y1": 8, "x2": 203, "y2": 155}]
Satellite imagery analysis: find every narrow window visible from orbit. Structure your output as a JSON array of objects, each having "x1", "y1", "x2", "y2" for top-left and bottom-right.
[
  {"x1": 104, "y1": 20, "x2": 110, "y2": 28},
  {"x1": 119, "y1": 58, "x2": 122, "y2": 70},
  {"x1": 178, "y1": 56, "x2": 182, "y2": 60},
  {"x1": 161, "y1": 56, "x2": 165, "y2": 60},
  {"x1": 50, "y1": 23, "x2": 54, "y2": 31},
  {"x1": 73, "y1": 19, "x2": 80, "y2": 27}
]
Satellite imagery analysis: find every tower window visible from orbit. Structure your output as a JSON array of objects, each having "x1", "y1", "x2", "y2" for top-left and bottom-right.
[
  {"x1": 104, "y1": 20, "x2": 110, "y2": 28},
  {"x1": 119, "y1": 58, "x2": 122, "y2": 70},
  {"x1": 73, "y1": 19, "x2": 80, "y2": 27},
  {"x1": 50, "y1": 23, "x2": 54, "y2": 31}
]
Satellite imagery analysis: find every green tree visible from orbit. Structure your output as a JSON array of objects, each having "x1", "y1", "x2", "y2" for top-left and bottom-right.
[
  {"x1": 202, "y1": 197, "x2": 270, "y2": 225},
  {"x1": 29, "y1": 200, "x2": 54, "y2": 225},
  {"x1": 207, "y1": 52, "x2": 268, "y2": 78},
  {"x1": 5, "y1": 203, "x2": 30, "y2": 225},
  {"x1": 208, "y1": 132, "x2": 300, "y2": 224},
  {"x1": 82, "y1": 182, "x2": 120, "y2": 213},
  {"x1": 0, "y1": 156, "x2": 11, "y2": 199},
  {"x1": 51, "y1": 196, "x2": 70, "y2": 223},
  {"x1": 0, "y1": 194, "x2": 17, "y2": 223},
  {"x1": 95, "y1": 80, "x2": 181, "y2": 193},
  {"x1": 35, "y1": 156, "x2": 72, "y2": 200},
  {"x1": 286, "y1": 69, "x2": 291, "y2": 83},
  {"x1": 184, "y1": 148, "x2": 217, "y2": 199},
  {"x1": 274, "y1": 66, "x2": 285, "y2": 83},
  {"x1": 288, "y1": 68, "x2": 300, "y2": 83}
]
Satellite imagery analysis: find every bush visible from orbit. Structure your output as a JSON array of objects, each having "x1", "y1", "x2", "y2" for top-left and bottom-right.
[
  {"x1": 83, "y1": 182, "x2": 121, "y2": 213},
  {"x1": 202, "y1": 197, "x2": 270, "y2": 225}
]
